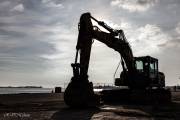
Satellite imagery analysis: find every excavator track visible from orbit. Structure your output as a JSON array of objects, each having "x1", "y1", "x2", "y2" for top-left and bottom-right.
[{"x1": 101, "y1": 88, "x2": 171, "y2": 104}]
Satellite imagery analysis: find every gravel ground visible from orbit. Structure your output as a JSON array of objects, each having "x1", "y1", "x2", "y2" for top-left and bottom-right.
[{"x1": 0, "y1": 92, "x2": 180, "y2": 120}]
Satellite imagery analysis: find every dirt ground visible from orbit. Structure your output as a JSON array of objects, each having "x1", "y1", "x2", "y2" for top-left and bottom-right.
[{"x1": 0, "y1": 92, "x2": 180, "y2": 120}]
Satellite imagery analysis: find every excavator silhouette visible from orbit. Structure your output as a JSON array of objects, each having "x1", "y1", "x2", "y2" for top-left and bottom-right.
[{"x1": 64, "y1": 13, "x2": 171, "y2": 107}]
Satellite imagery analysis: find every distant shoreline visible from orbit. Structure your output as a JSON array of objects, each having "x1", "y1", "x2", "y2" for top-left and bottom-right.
[{"x1": 0, "y1": 86, "x2": 43, "y2": 88}]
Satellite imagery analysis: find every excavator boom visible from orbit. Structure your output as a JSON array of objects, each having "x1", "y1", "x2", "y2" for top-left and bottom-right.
[{"x1": 76, "y1": 13, "x2": 135, "y2": 78}]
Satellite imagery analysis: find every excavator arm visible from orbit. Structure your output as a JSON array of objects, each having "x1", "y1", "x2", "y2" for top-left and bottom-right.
[
  {"x1": 92, "y1": 26, "x2": 135, "y2": 73},
  {"x1": 75, "y1": 13, "x2": 135, "y2": 80}
]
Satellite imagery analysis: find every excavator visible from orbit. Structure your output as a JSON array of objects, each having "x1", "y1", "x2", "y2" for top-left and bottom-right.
[{"x1": 64, "y1": 12, "x2": 171, "y2": 107}]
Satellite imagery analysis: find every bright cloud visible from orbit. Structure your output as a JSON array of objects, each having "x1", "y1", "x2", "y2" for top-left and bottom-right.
[
  {"x1": 128, "y1": 24, "x2": 170, "y2": 55},
  {"x1": 175, "y1": 22, "x2": 180, "y2": 34},
  {"x1": 111, "y1": 0, "x2": 158, "y2": 12},
  {"x1": 42, "y1": 0, "x2": 64, "y2": 8},
  {"x1": 11, "y1": 4, "x2": 24, "y2": 12}
]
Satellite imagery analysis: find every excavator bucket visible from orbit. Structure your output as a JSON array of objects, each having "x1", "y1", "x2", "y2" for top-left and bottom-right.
[{"x1": 64, "y1": 77, "x2": 100, "y2": 107}]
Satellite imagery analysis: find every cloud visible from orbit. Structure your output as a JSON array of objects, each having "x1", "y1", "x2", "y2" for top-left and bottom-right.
[
  {"x1": 0, "y1": 0, "x2": 67, "y2": 73},
  {"x1": 115, "y1": 23, "x2": 170, "y2": 56},
  {"x1": 0, "y1": 0, "x2": 71, "y2": 87},
  {"x1": 11, "y1": 4, "x2": 24, "y2": 12},
  {"x1": 0, "y1": 1, "x2": 11, "y2": 8},
  {"x1": 157, "y1": 22, "x2": 180, "y2": 48},
  {"x1": 111, "y1": 0, "x2": 158, "y2": 12},
  {"x1": 175, "y1": 22, "x2": 180, "y2": 34},
  {"x1": 159, "y1": 39, "x2": 180, "y2": 48},
  {"x1": 42, "y1": 0, "x2": 64, "y2": 8}
]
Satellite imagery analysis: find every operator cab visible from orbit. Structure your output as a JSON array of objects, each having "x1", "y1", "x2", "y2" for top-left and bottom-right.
[
  {"x1": 115, "y1": 56, "x2": 161, "y2": 88},
  {"x1": 134, "y1": 56, "x2": 158, "y2": 84}
]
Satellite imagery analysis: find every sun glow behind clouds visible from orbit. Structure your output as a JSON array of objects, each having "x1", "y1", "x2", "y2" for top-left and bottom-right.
[
  {"x1": 129, "y1": 24, "x2": 170, "y2": 56},
  {"x1": 92, "y1": 18, "x2": 170, "y2": 56}
]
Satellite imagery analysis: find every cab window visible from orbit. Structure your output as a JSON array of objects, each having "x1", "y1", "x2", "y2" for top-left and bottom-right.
[
  {"x1": 136, "y1": 60, "x2": 143, "y2": 72},
  {"x1": 150, "y1": 62, "x2": 155, "y2": 73},
  {"x1": 150, "y1": 61, "x2": 158, "y2": 74}
]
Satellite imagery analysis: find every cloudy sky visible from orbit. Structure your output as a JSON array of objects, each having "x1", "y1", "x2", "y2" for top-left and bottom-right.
[{"x1": 0, "y1": 0, "x2": 180, "y2": 88}]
